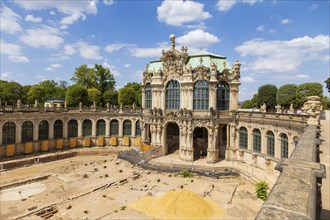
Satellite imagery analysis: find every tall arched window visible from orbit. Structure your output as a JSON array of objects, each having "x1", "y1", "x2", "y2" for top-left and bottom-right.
[
  {"x1": 82, "y1": 119, "x2": 92, "y2": 137},
  {"x1": 217, "y1": 81, "x2": 230, "y2": 110},
  {"x1": 266, "y1": 131, "x2": 275, "y2": 157},
  {"x1": 145, "y1": 83, "x2": 152, "y2": 109},
  {"x1": 68, "y1": 119, "x2": 78, "y2": 137},
  {"x1": 239, "y1": 127, "x2": 248, "y2": 149},
  {"x1": 110, "y1": 119, "x2": 119, "y2": 136},
  {"x1": 38, "y1": 120, "x2": 49, "y2": 141},
  {"x1": 281, "y1": 133, "x2": 288, "y2": 158},
  {"x1": 123, "y1": 120, "x2": 132, "y2": 136},
  {"x1": 22, "y1": 121, "x2": 33, "y2": 142},
  {"x1": 136, "y1": 120, "x2": 141, "y2": 136},
  {"x1": 193, "y1": 80, "x2": 209, "y2": 110},
  {"x1": 54, "y1": 120, "x2": 63, "y2": 139},
  {"x1": 2, "y1": 121, "x2": 16, "y2": 144},
  {"x1": 165, "y1": 80, "x2": 180, "y2": 110},
  {"x1": 96, "y1": 119, "x2": 106, "y2": 136},
  {"x1": 253, "y1": 129, "x2": 261, "y2": 152}
]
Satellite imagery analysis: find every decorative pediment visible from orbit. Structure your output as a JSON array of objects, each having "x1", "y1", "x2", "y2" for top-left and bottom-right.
[
  {"x1": 161, "y1": 34, "x2": 188, "y2": 79},
  {"x1": 192, "y1": 65, "x2": 210, "y2": 81},
  {"x1": 217, "y1": 69, "x2": 230, "y2": 81}
]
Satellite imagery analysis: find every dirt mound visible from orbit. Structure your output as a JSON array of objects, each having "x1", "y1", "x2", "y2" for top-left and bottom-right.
[{"x1": 128, "y1": 190, "x2": 224, "y2": 219}]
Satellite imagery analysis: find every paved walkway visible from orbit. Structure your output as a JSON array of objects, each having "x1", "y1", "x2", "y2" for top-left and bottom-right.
[
  {"x1": 149, "y1": 153, "x2": 280, "y2": 187},
  {"x1": 320, "y1": 116, "x2": 330, "y2": 219}
]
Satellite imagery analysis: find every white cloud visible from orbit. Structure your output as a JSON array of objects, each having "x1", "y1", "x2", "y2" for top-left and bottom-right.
[
  {"x1": 50, "y1": 10, "x2": 56, "y2": 15},
  {"x1": 132, "y1": 70, "x2": 143, "y2": 81},
  {"x1": 241, "y1": 76, "x2": 256, "y2": 83},
  {"x1": 14, "y1": 0, "x2": 98, "y2": 27},
  {"x1": 77, "y1": 42, "x2": 102, "y2": 60},
  {"x1": 45, "y1": 64, "x2": 63, "y2": 71},
  {"x1": 310, "y1": 4, "x2": 318, "y2": 10},
  {"x1": 0, "y1": 40, "x2": 21, "y2": 55},
  {"x1": 64, "y1": 45, "x2": 77, "y2": 55},
  {"x1": 20, "y1": 25, "x2": 64, "y2": 49},
  {"x1": 105, "y1": 43, "x2": 131, "y2": 53},
  {"x1": 216, "y1": 0, "x2": 237, "y2": 12},
  {"x1": 0, "y1": 71, "x2": 15, "y2": 81},
  {"x1": 281, "y1": 18, "x2": 293, "y2": 24},
  {"x1": 176, "y1": 29, "x2": 220, "y2": 48},
  {"x1": 256, "y1": 25, "x2": 264, "y2": 32},
  {"x1": 124, "y1": 64, "x2": 131, "y2": 68},
  {"x1": 25, "y1": 14, "x2": 42, "y2": 23},
  {"x1": 0, "y1": 5, "x2": 22, "y2": 34},
  {"x1": 102, "y1": 62, "x2": 121, "y2": 77},
  {"x1": 8, "y1": 55, "x2": 29, "y2": 63},
  {"x1": 296, "y1": 74, "x2": 309, "y2": 78},
  {"x1": 157, "y1": 0, "x2": 211, "y2": 26},
  {"x1": 216, "y1": 0, "x2": 262, "y2": 12},
  {"x1": 128, "y1": 42, "x2": 169, "y2": 58},
  {"x1": 103, "y1": 0, "x2": 114, "y2": 5},
  {"x1": 235, "y1": 35, "x2": 330, "y2": 73}
]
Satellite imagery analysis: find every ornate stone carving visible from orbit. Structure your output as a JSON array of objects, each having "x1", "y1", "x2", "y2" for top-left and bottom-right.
[
  {"x1": 260, "y1": 103, "x2": 267, "y2": 113},
  {"x1": 231, "y1": 60, "x2": 241, "y2": 82},
  {"x1": 301, "y1": 96, "x2": 323, "y2": 125},
  {"x1": 288, "y1": 103, "x2": 294, "y2": 114},
  {"x1": 275, "y1": 104, "x2": 282, "y2": 113},
  {"x1": 192, "y1": 65, "x2": 210, "y2": 81}
]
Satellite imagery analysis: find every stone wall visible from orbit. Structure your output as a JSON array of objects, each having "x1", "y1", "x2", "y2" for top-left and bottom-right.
[{"x1": 256, "y1": 125, "x2": 326, "y2": 220}]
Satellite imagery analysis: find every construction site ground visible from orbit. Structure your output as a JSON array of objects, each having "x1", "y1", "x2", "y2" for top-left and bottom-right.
[{"x1": 1, "y1": 148, "x2": 263, "y2": 220}]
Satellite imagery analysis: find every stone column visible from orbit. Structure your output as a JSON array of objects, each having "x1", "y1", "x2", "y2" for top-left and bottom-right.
[
  {"x1": 141, "y1": 88, "x2": 145, "y2": 109},
  {"x1": 186, "y1": 88, "x2": 194, "y2": 110},
  {"x1": 92, "y1": 119, "x2": 96, "y2": 137},
  {"x1": 207, "y1": 127, "x2": 219, "y2": 163},
  {"x1": 275, "y1": 132, "x2": 281, "y2": 159},
  {"x1": 0, "y1": 122, "x2": 2, "y2": 145},
  {"x1": 118, "y1": 119, "x2": 123, "y2": 137},
  {"x1": 248, "y1": 128, "x2": 253, "y2": 151},
  {"x1": 63, "y1": 120, "x2": 68, "y2": 138},
  {"x1": 229, "y1": 83, "x2": 240, "y2": 111},
  {"x1": 209, "y1": 84, "x2": 217, "y2": 110},
  {"x1": 49, "y1": 120, "x2": 54, "y2": 139},
  {"x1": 105, "y1": 119, "x2": 110, "y2": 137},
  {"x1": 261, "y1": 130, "x2": 267, "y2": 155},
  {"x1": 33, "y1": 122, "x2": 39, "y2": 141},
  {"x1": 16, "y1": 121, "x2": 22, "y2": 143},
  {"x1": 132, "y1": 120, "x2": 136, "y2": 137},
  {"x1": 78, "y1": 120, "x2": 83, "y2": 137}
]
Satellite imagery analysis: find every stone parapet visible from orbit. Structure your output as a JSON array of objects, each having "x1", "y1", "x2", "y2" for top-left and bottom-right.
[{"x1": 256, "y1": 125, "x2": 326, "y2": 220}]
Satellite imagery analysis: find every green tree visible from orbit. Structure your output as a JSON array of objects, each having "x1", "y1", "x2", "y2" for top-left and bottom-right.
[
  {"x1": 27, "y1": 85, "x2": 46, "y2": 105},
  {"x1": 71, "y1": 65, "x2": 96, "y2": 89},
  {"x1": 39, "y1": 80, "x2": 65, "y2": 99},
  {"x1": 241, "y1": 100, "x2": 253, "y2": 109},
  {"x1": 295, "y1": 82, "x2": 323, "y2": 108},
  {"x1": 322, "y1": 96, "x2": 330, "y2": 110},
  {"x1": 94, "y1": 64, "x2": 115, "y2": 93},
  {"x1": 277, "y1": 84, "x2": 297, "y2": 109},
  {"x1": 118, "y1": 87, "x2": 136, "y2": 106},
  {"x1": 125, "y1": 82, "x2": 142, "y2": 106},
  {"x1": 65, "y1": 84, "x2": 88, "y2": 107},
  {"x1": 87, "y1": 88, "x2": 102, "y2": 105},
  {"x1": 255, "y1": 181, "x2": 269, "y2": 201},
  {"x1": 103, "y1": 89, "x2": 119, "y2": 105},
  {"x1": 257, "y1": 84, "x2": 278, "y2": 110},
  {"x1": 21, "y1": 85, "x2": 32, "y2": 104},
  {"x1": 0, "y1": 81, "x2": 22, "y2": 105}
]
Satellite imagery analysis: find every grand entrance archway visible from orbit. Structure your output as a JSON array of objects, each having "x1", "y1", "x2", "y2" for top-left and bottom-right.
[
  {"x1": 165, "y1": 122, "x2": 180, "y2": 155},
  {"x1": 193, "y1": 127, "x2": 208, "y2": 160}
]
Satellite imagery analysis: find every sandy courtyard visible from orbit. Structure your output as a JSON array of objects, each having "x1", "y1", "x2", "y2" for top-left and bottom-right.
[{"x1": 0, "y1": 151, "x2": 263, "y2": 219}]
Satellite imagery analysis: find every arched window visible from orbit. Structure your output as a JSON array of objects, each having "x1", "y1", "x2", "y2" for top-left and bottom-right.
[
  {"x1": 2, "y1": 121, "x2": 16, "y2": 144},
  {"x1": 239, "y1": 127, "x2": 248, "y2": 149},
  {"x1": 82, "y1": 119, "x2": 92, "y2": 137},
  {"x1": 68, "y1": 119, "x2": 78, "y2": 138},
  {"x1": 22, "y1": 121, "x2": 33, "y2": 142},
  {"x1": 110, "y1": 119, "x2": 119, "y2": 136},
  {"x1": 96, "y1": 119, "x2": 106, "y2": 136},
  {"x1": 281, "y1": 133, "x2": 288, "y2": 158},
  {"x1": 165, "y1": 80, "x2": 180, "y2": 110},
  {"x1": 54, "y1": 120, "x2": 63, "y2": 139},
  {"x1": 217, "y1": 81, "x2": 230, "y2": 110},
  {"x1": 136, "y1": 120, "x2": 141, "y2": 136},
  {"x1": 145, "y1": 84, "x2": 152, "y2": 109},
  {"x1": 253, "y1": 129, "x2": 261, "y2": 152},
  {"x1": 193, "y1": 80, "x2": 209, "y2": 110},
  {"x1": 266, "y1": 131, "x2": 275, "y2": 157},
  {"x1": 38, "y1": 120, "x2": 49, "y2": 141},
  {"x1": 123, "y1": 120, "x2": 132, "y2": 136}
]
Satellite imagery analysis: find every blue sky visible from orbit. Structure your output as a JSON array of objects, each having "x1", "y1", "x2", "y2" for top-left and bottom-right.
[{"x1": 1, "y1": 0, "x2": 329, "y2": 101}]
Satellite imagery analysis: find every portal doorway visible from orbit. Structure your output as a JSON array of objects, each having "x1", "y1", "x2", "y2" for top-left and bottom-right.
[
  {"x1": 193, "y1": 127, "x2": 208, "y2": 160},
  {"x1": 166, "y1": 122, "x2": 180, "y2": 155}
]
